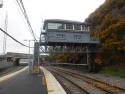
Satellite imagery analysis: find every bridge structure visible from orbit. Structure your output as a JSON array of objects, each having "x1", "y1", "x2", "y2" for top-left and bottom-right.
[
  {"x1": 6, "y1": 52, "x2": 33, "y2": 65},
  {"x1": 0, "y1": 52, "x2": 33, "y2": 67},
  {"x1": 33, "y1": 19, "x2": 100, "y2": 72}
]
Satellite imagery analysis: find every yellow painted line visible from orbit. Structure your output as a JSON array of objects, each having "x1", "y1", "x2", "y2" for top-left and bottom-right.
[
  {"x1": 40, "y1": 67, "x2": 67, "y2": 94},
  {"x1": 0, "y1": 66, "x2": 28, "y2": 82},
  {"x1": 42, "y1": 76, "x2": 46, "y2": 86}
]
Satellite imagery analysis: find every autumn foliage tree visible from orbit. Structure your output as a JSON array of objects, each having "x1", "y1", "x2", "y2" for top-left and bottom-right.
[{"x1": 86, "y1": 0, "x2": 125, "y2": 66}]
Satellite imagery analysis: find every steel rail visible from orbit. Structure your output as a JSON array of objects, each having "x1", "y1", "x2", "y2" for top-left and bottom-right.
[
  {"x1": 53, "y1": 67, "x2": 125, "y2": 94},
  {"x1": 49, "y1": 68, "x2": 89, "y2": 94}
]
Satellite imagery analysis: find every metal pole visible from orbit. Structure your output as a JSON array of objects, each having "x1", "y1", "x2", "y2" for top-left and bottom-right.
[
  {"x1": 3, "y1": 12, "x2": 8, "y2": 63},
  {"x1": 24, "y1": 39, "x2": 34, "y2": 73},
  {"x1": 86, "y1": 46, "x2": 90, "y2": 71},
  {"x1": 86, "y1": 46, "x2": 88, "y2": 65},
  {"x1": 29, "y1": 40, "x2": 30, "y2": 55},
  {"x1": 0, "y1": 0, "x2": 3, "y2": 8},
  {"x1": 33, "y1": 42, "x2": 39, "y2": 74},
  {"x1": 24, "y1": 39, "x2": 34, "y2": 54}
]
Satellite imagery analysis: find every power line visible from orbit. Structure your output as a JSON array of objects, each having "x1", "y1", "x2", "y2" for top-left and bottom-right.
[
  {"x1": 14, "y1": 0, "x2": 45, "y2": 52},
  {"x1": 15, "y1": 0, "x2": 28, "y2": 27},
  {"x1": 0, "y1": 27, "x2": 31, "y2": 48},
  {"x1": 15, "y1": 0, "x2": 37, "y2": 41},
  {"x1": 19, "y1": 0, "x2": 36, "y2": 40},
  {"x1": 17, "y1": 0, "x2": 45, "y2": 52},
  {"x1": 13, "y1": 0, "x2": 35, "y2": 39}
]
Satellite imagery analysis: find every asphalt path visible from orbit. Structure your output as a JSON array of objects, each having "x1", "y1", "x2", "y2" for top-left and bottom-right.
[{"x1": 0, "y1": 67, "x2": 48, "y2": 94}]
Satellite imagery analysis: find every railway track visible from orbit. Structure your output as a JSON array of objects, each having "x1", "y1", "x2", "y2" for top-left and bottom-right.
[
  {"x1": 48, "y1": 67, "x2": 125, "y2": 94},
  {"x1": 50, "y1": 69, "x2": 90, "y2": 94}
]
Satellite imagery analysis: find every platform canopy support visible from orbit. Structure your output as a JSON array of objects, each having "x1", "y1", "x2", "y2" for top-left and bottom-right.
[{"x1": 32, "y1": 42, "x2": 40, "y2": 74}]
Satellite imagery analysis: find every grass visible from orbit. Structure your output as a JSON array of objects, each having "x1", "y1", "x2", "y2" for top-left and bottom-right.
[{"x1": 100, "y1": 66, "x2": 125, "y2": 78}]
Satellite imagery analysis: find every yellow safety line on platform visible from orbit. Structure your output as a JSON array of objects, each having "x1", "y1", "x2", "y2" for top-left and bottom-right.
[
  {"x1": 0, "y1": 67, "x2": 28, "y2": 82},
  {"x1": 42, "y1": 75, "x2": 46, "y2": 86},
  {"x1": 40, "y1": 67, "x2": 67, "y2": 94}
]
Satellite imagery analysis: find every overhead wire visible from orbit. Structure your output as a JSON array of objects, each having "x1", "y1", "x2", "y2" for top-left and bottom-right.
[
  {"x1": 13, "y1": 0, "x2": 30, "y2": 32},
  {"x1": 0, "y1": 27, "x2": 32, "y2": 48},
  {"x1": 14, "y1": 0, "x2": 45, "y2": 52},
  {"x1": 19, "y1": 0, "x2": 45, "y2": 51},
  {"x1": 17, "y1": 0, "x2": 37, "y2": 41}
]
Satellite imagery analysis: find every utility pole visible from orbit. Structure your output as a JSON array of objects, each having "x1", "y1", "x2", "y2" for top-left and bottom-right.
[
  {"x1": 33, "y1": 42, "x2": 39, "y2": 74},
  {"x1": 24, "y1": 39, "x2": 34, "y2": 73},
  {"x1": 24, "y1": 40, "x2": 34, "y2": 55},
  {"x1": 2, "y1": 12, "x2": 8, "y2": 63},
  {"x1": 0, "y1": 0, "x2": 3, "y2": 62},
  {"x1": 3, "y1": 12, "x2": 8, "y2": 55},
  {"x1": 0, "y1": 0, "x2": 3, "y2": 8}
]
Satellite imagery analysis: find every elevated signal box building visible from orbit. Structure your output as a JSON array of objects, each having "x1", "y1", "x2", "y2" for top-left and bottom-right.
[{"x1": 39, "y1": 19, "x2": 100, "y2": 71}]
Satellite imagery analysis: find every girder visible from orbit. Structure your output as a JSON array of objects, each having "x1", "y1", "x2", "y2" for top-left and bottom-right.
[{"x1": 39, "y1": 45, "x2": 97, "y2": 54}]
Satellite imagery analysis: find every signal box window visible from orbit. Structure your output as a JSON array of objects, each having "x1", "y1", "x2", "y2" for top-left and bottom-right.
[
  {"x1": 74, "y1": 35, "x2": 81, "y2": 40},
  {"x1": 82, "y1": 25, "x2": 89, "y2": 31},
  {"x1": 66, "y1": 24, "x2": 73, "y2": 30},
  {"x1": 74, "y1": 24, "x2": 81, "y2": 31},
  {"x1": 56, "y1": 34, "x2": 65, "y2": 40},
  {"x1": 58, "y1": 24, "x2": 65, "y2": 29},
  {"x1": 48, "y1": 23, "x2": 65, "y2": 29}
]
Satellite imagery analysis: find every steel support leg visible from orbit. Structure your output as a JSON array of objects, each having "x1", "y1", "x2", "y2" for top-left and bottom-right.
[{"x1": 32, "y1": 42, "x2": 40, "y2": 74}]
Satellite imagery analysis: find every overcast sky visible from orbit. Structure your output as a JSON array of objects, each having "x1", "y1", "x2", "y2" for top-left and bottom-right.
[{"x1": 0, "y1": 0, "x2": 105, "y2": 54}]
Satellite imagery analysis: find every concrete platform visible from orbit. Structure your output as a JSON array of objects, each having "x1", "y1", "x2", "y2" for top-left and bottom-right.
[
  {"x1": 0, "y1": 66, "x2": 67, "y2": 94},
  {"x1": 41, "y1": 67, "x2": 67, "y2": 94},
  {"x1": 0, "y1": 67, "x2": 47, "y2": 94}
]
